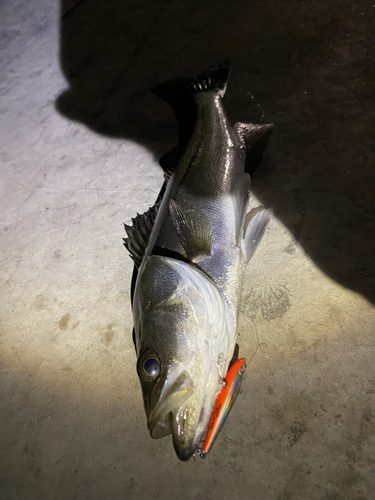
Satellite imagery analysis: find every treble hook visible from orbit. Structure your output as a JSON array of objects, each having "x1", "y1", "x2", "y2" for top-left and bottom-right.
[{"x1": 211, "y1": 353, "x2": 227, "y2": 387}]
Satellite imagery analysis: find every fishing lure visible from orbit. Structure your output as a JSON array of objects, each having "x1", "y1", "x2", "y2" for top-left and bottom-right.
[{"x1": 197, "y1": 358, "x2": 246, "y2": 458}]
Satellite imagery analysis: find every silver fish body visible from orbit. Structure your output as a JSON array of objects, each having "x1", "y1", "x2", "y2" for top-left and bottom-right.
[{"x1": 125, "y1": 64, "x2": 273, "y2": 461}]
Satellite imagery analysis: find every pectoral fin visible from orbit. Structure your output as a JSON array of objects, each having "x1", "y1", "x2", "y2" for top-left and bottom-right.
[
  {"x1": 242, "y1": 207, "x2": 272, "y2": 264},
  {"x1": 169, "y1": 199, "x2": 212, "y2": 262}
]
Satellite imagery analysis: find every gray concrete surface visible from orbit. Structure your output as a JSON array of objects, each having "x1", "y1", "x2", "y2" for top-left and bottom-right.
[{"x1": 1, "y1": 0, "x2": 374, "y2": 499}]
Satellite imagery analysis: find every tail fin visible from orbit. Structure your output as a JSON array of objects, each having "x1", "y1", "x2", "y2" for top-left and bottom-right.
[
  {"x1": 152, "y1": 62, "x2": 231, "y2": 105},
  {"x1": 153, "y1": 62, "x2": 231, "y2": 173}
]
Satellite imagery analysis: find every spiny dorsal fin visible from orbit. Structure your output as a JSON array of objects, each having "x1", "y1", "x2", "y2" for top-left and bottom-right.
[
  {"x1": 234, "y1": 122, "x2": 274, "y2": 176},
  {"x1": 123, "y1": 203, "x2": 159, "y2": 267},
  {"x1": 242, "y1": 207, "x2": 272, "y2": 264},
  {"x1": 169, "y1": 199, "x2": 212, "y2": 262}
]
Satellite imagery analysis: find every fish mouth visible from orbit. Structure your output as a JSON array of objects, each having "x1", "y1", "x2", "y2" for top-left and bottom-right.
[
  {"x1": 147, "y1": 365, "x2": 194, "y2": 440},
  {"x1": 150, "y1": 406, "x2": 204, "y2": 461},
  {"x1": 171, "y1": 406, "x2": 207, "y2": 461},
  {"x1": 147, "y1": 365, "x2": 211, "y2": 461}
]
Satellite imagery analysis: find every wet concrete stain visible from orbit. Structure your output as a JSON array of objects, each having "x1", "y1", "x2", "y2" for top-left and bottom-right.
[
  {"x1": 58, "y1": 313, "x2": 70, "y2": 330},
  {"x1": 57, "y1": 313, "x2": 80, "y2": 331},
  {"x1": 61, "y1": 365, "x2": 73, "y2": 372},
  {"x1": 283, "y1": 239, "x2": 297, "y2": 255},
  {"x1": 242, "y1": 283, "x2": 291, "y2": 321},
  {"x1": 102, "y1": 323, "x2": 115, "y2": 346},
  {"x1": 267, "y1": 385, "x2": 275, "y2": 395},
  {"x1": 32, "y1": 294, "x2": 47, "y2": 311},
  {"x1": 288, "y1": 421, "x2": 307, "y2": 448}
]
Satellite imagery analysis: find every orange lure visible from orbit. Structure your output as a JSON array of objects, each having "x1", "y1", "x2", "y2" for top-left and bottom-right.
[{"x1": 198, "y1": 358, "x2": 246, "y2": 458}]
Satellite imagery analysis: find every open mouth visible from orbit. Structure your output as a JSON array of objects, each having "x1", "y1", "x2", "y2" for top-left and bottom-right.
[
  {"x1": 147, "y1": 362, "x2": 220, "y2": 461},
  {"x1": 147, "y1": 371, "x2": 212, "y2": 460},
  {"x1": 147, "y1": 366, "x2": 194, "y2": 439},
  {"x1": 151, "y1": 399, "x2": 210, "y2": 461}
]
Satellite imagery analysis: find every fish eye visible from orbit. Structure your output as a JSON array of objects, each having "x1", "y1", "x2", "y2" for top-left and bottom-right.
[{"x1": 137, "y1": 349, "x2": 161, "y2": 383}]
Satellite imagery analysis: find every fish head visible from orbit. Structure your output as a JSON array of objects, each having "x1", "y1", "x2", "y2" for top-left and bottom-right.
[{"x1": 133, "y1": 255, "x2": 233, "y2": 461}]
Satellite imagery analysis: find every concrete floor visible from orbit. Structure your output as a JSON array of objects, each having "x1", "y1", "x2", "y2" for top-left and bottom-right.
[{"x1": 1, "y1": 0, "x2": 375, "y2": 498}]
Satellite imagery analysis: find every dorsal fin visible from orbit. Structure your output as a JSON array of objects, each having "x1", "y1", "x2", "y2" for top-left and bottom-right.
[
  {"x1": 123, "y1": 203, "x2": 159, "y2": 267},
  {"x1": 234, "y1": 122, "x2": 274, "y2": 176}
]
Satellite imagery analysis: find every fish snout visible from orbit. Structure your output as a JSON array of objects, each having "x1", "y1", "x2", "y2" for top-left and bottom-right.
[{"x1": 147, "y1": 367, "x2": 194, "y2": 440}]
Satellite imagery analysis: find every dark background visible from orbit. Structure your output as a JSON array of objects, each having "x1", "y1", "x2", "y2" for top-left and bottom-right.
[{"x1": 58, "y1": 0, "x2": 375, "y2": 304}]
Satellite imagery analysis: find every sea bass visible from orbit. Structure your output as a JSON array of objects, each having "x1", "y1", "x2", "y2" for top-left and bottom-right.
[{"x1": 124, "y1": 64, "x2": 273, "y2": 461}]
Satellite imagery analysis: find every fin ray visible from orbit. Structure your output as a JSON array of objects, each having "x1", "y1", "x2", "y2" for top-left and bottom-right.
[
  {"x1": 234, "y1": 122, "x2": 274, "y2": 176},
  {"x1": 169, "y1": 199, "x2": 212, "y2": 262},
  {"x1": 242, "y1": 207, "x2": 272, "y2": 263},
  {"x1": 123, "y1": 204, "x2": 159, "y2": 267}
]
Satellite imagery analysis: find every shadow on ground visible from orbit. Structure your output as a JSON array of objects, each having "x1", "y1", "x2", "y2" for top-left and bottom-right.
[
  {"x1": 2, "y1": 317, "x2": 375, "y2": 499},
  {"x1": 57, "y1": 0, "x2": 375, "y2": 304}
]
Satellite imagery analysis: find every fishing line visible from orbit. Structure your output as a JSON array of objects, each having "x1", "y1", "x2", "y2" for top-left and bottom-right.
[
  {"x1": 247, "y1": 92, "x2": 265, "y2": 123},
  {"x1": 244, "y1": 314, "x2": 267, "y2": 366}
]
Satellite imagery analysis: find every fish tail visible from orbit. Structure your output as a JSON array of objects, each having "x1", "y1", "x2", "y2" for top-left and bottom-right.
[
  {"x1": 153, "y1": 62, "x2": 231, "y2": 172},
  {"x1": 152, "y1": 61, "x2": 231, "y2": 104}
]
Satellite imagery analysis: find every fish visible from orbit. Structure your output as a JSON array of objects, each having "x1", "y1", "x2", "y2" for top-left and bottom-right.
[{"x1": 124, "y1": 63, "x2": 273, "y2": 461}]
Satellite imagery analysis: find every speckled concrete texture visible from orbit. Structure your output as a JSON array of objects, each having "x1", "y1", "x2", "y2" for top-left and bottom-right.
[{"x1": 1, "y1": 1, "x2": 374, "y2": 499}]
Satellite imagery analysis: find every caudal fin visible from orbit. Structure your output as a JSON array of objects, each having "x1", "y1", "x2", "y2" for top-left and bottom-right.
[
  {"x1": 153, "y1": 62, "x2": 231, "y2": 174},
  {"x1": 152, "y1": 62, "x2": 231, "y2": 105}
]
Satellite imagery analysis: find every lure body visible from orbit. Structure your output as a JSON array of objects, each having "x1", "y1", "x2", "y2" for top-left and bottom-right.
[{"x1": 199, "y1": 358, "x2": 246, "y2": 457}]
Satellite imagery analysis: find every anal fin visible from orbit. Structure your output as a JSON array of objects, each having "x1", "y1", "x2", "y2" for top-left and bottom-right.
[{"x1": 242, "y1": 207, "x2": 272, "y2": 264}]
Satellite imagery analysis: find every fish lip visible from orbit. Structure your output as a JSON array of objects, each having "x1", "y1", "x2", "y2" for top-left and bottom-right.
[
  {"x1": 171, "y1": 405, "x2": 208, "y2": 462},
  {"x1": 147, "y1": 367, "x2": 194, "y2": 439},
  {"x1": 173, "y1": 439, "x2": 196, "y2": 462},
  {"x1": 172, "y1": 432, "x2": 201, "y2": 462},
  {"x1": 147, "y1": 362, "x2": 219, "y2": 460}
]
